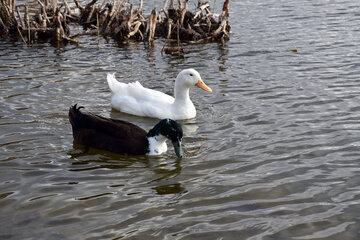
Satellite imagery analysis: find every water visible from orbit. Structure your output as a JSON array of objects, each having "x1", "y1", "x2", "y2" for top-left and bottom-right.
[{"x1": 1, "y1": 0, "x2": 360, "y2": 239}]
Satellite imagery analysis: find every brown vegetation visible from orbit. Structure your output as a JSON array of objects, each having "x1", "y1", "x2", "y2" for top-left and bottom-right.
[{"x1": 0, "y1": 0, "x2": 230, "y2": 46}]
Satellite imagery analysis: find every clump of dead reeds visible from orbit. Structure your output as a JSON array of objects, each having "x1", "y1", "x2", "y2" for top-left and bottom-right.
[{"x1": 0, "y1": 0, "x2": 230, "y2": 47}]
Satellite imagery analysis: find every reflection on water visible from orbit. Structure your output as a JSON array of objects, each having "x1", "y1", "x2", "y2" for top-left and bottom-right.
[
  {"x1": 153, "y1": 183, "x2": 187, "y2": 195},
  {"x1": 2, "y1": 0, "x2": 360, "y2": 239}
]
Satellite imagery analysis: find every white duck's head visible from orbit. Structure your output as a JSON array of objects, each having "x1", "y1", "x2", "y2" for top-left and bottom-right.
[{"x1": 175, "y1": 69, "x2": 212, "y2": 93}]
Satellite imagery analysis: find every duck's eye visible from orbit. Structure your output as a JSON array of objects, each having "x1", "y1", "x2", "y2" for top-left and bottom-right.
[{"x1": 190, "y1": 73, "x2": 193, "y2": 76}]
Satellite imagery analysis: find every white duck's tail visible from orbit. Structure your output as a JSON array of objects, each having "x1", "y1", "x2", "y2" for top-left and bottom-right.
[{"x1": 107, "y1": 73, "x2": 122, "y2": 94}]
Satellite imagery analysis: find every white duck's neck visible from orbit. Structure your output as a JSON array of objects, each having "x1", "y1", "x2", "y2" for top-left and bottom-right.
[
  {"x1": 147, "y1": 135, "x2": 168, "y2": 155},
  {"x1": 173, "y1": 81, "x2": 191, "y2": 104}
]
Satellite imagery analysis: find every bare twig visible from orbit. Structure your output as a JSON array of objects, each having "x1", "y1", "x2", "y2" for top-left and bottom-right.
[
  {"x1": 63, "y1": 0, "x2": 71, "y2": 14},
  {"x1": 127, "y1": 21, "x2": 141, "y2": 38},
  {"x1": 24, "y1": 5, "x2": 30, "y2": 43},
  {"x1": 177, "y1": 0, "x2": 182, "y2": 10},
  {"x1": 52, "y1": 0, "x2": 58, "y2": 14},
  {"x1": 221, "y1": 0, "x2": 229, "y2": 20},
  {"x1": 161, "y1": 0, "x2": 168, "y2": 11},
  {"x1": 169, "y1": 0, "x2": 174, "y2": 9},
  {"x1": 10, "y1": 0, "x2": 14, "y2": 12},
  {"x1": 17, "y1": 26, "x2": 26, "y2": 44},
  {"x1": 147, "y1": 8, "x2": 157, "y2": 42},
  {"x1": 138, "y1": 0, "x2": 143, "y2": 13},
  {"x1": 73, "y1": 0, "x2": 83, "y2": 12},
  {"x1": 15, "y1": 5, "x2": 24, "y2": 28},
  {"x1": 86, "y1": 4, "x2": 95, "y2": 23}
]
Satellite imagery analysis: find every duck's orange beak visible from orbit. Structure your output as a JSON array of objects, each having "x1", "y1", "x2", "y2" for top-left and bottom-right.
[{"x1": 195, "y1": 78, "x2": 212, "y2": 92}]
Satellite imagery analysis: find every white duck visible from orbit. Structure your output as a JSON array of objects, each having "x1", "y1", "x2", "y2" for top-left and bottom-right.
[{"x1": 107, "y1": 69, "x2": 212, "y2": 120}]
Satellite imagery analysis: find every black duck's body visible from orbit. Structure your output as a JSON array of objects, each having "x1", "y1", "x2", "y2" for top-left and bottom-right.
[{"x1": 69, "y1": 105, "x2": 149, "y2": 155}]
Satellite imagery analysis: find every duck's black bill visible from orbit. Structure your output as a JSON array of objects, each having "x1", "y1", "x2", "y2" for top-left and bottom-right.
[{"x1": 172, "y1": 140, "x2": 183, "y2": 158}]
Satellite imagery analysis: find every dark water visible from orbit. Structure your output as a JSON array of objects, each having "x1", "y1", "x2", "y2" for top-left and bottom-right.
[{"x1": 1, "y1": 0, "x2": 360, "y2": 239}]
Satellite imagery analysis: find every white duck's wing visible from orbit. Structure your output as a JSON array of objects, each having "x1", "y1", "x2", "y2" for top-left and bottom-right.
[{"x1": 107, "y1": 73, "x2": 174, "y2": 117}]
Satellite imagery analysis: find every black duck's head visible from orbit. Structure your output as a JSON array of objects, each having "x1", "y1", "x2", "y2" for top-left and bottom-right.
[{"x1": 147, "y1": 119, "x2": 183, "y2": 158}]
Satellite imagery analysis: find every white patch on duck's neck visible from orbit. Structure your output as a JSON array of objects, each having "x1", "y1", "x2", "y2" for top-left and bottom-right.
[{"x1": 147, "y1": 134, "x2": 168, "y2": 155}]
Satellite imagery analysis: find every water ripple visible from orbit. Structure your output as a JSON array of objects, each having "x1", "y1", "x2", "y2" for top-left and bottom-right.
[{"x1": 1, "y1": 0, "x2": 360, "y2": 239}]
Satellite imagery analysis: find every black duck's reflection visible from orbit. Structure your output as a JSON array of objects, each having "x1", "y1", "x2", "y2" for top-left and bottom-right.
[
  {"x1": 68, "y1": 142, "x2": 186, "y2": 195},
  {"x1": 152, "y1": 183, "x2": 187, "y2": 195}
]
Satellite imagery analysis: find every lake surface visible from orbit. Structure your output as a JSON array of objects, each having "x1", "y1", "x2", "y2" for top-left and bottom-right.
[{"x1": 1, "y1": 0, "x2": 360, "y2": 239}]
